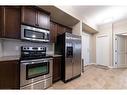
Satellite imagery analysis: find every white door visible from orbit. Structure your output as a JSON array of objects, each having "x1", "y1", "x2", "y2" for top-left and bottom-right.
[
  {"x1": 96, "y1": 34, "x2": 109, "y2": 66},
  {"x1": 116, "y1": 36, "x2": 127, "y2": 67},
  {"x1": 82, "y1": 32, "x2": 90, "y2": 66}
]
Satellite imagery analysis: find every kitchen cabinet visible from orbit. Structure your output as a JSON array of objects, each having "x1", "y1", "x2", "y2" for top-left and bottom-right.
[
  {"x1": 50, "y1": 21, "x2": 72, "y2": 43},
  {"x1": 0, "y1": 60, "x2": 20, "y2": 89},
  {"x1": 53, "y1": 56, "x2": 62, "y2": 83},
  {"x1": 50, "y1": 21, "x2": 57, "y2": 43},
  {"x1": 0, "y1": 6, "x2": 21, "y2": 39},
  {"x1": 57, "y1": 24, "x2": 72, "y2": 35},
  {"x1": 57, "y1": 24, "x2": 66, "y2": 36},
  {"x1": 21, "y1": 6, "x2": 50, "y2": 30},
  {"x1": 38, "y1": 10, "x2": 50, "y2": 30},
  {"x1": 21, "y1": 7, "x2": 37, "y2": 27},
  {"x1": 65, "y1": 27, "x2": 72, "y2": 33}
]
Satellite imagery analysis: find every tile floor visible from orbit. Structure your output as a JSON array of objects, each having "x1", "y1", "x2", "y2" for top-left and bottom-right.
[{"x1": 49, "y1": 65, "x2": 127, "y2": 89}]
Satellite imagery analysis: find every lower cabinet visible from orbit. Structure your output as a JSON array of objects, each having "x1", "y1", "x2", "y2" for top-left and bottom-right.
[
  {"x1": 0, "y1": 60, "x2": 20, "y2": 89},
  {"x1": 53, "y1": 57, "x2": 62, "y2": 83}
]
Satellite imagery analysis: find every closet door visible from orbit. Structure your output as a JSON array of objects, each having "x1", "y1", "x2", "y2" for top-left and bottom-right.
[
  {"x1": 116, "y1": 36, "x2": 127, "y2": 67},
  {"x1": 96, "y1": 34, "x2": 109, "y2": 66},
  {"x1": 82, "y1": 32, "x2": 90, "y2": 66}
]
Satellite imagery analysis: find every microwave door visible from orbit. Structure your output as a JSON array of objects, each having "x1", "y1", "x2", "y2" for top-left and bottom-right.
[{"x1": 21, "y1": 25, "x2": 50, "y2": 42}]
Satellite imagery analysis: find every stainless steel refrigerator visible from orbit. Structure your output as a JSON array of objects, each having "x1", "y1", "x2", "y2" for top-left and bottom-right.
[{"x1": 55, "y1": 33, "x2": 81, "y2": 82}]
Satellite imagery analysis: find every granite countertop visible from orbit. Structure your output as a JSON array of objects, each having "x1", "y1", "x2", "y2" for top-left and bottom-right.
[
  {"x1": 50, "y1": 54, "x2": 62, "y2": 57},
  {"x1": 0, "y1": 54, "x2": 62, "y2": 62},
  {"x1": 0, "y1": 55, "x2": 20, "y2": 62}
]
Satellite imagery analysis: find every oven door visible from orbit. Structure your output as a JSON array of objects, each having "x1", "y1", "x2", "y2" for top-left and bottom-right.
[{"x1": 20, "y1": 58, "x2": 53, "y2": 87}]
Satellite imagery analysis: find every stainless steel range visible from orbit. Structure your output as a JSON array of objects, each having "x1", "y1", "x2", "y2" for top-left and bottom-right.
[{"x1": 20, "y1": 46, "x2": 53, "y2": 89}]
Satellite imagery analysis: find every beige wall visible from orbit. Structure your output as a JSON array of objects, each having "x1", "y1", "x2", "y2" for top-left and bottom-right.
[
  {"x1": 56, "y1": 6, "x2": 98, "y2": 31},
  {"x1": 72, "y1": 21, "x2": 82, "y2": 36},
  {"x1": 92, "y1": 34, "x2": 96, "y2": 63},
  {"x1": 113, "y1": 18, "x2": 127, "y2": 34}
]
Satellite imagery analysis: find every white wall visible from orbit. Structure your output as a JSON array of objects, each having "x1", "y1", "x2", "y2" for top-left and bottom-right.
[{"x1": 0, "y1": 39, "x2": 54, "y2": 56}]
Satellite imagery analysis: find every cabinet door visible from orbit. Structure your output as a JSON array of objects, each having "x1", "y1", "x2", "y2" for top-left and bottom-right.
[
  {"x1": 0, "y1": 60, "x2": 19, "y2": 89},
  {"x1": 0, "y1": 7, "x2": 3, "y2": 37},
  {"x1": 53, "y1": 57, "x2": 61, "y2": 82},
  {"x1": 65, "y1": 27, "x2": 72, "y2": 33},
  {"x1": 3, "y1": 7, "x2": 21, "y2": 39},
  {"x1": 50, "y1": 21, "x2": 57, "y2": 43},
  {"x1": 21, "y1": 7, "x2": 37, "y2": 26},
  {"x1": 38, "y1": 11, "x2": 50, "y2": 30},
  {"x1": 57, "y1": 24, "x2": 66, "y2": 36}
]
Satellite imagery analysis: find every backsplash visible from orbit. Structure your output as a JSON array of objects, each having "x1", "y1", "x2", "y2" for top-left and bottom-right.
[
  {"x1": 0, "y1": 39, "x2": 2, "y2": 57},
  {"x1": 0, "y1": 39, "x2": 54, "y2": 56}
]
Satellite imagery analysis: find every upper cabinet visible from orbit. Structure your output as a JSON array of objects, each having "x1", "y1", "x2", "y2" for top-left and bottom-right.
[
  {"x1": 21, "y1": 7, "x2": 37, "y2": 27},
  {"x1": 50, "y1": 21, "x2": 72, "y2": 43},
  {"x1": 50, "y1": 21, "x2": 57, "y2": 43},
  {"x1": 21, "y1": 6, "x2": 50, "y2": 30},
  {"x1": 57, "y1": 24, "x2": 65, "y2": 36},
  {"x1": 0, "y1": 6, "x2": 21, "y2": 39},
  {"x1": 38, "y1": 11, "x2": 50, "y2": 30}
]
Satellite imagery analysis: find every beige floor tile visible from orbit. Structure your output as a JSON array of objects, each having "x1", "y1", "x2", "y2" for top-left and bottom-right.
[{"x1": 48, "y1": 65, "x2": 127, "y2": 89}]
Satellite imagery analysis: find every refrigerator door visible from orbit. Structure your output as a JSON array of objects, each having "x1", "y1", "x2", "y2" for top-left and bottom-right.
[
  {"x1": 72, "y1": 35, "x2": 81, "y2": 77},
  {"x1": 65, "y1": 33, "x2": 73, "y2": 81}
]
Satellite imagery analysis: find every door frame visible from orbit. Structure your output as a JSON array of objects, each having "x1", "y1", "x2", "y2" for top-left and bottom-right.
[{"x1": 114, "y1": 32, "x2": 127, "y2": 68}]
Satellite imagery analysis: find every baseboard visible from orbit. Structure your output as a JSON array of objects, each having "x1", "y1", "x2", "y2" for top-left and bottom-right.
[
  {"x1": 84, "y1": 63, "x2": 96, "y2": 66},
  {"x1": 108, "y1": 66, "x2": 116, "y2": 68},
  {"x1": 116, "y1": 65, "x2": 127, "y2": 69}
]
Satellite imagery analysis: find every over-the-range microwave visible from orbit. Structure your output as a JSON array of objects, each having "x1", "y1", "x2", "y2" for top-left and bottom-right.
[{"x1": 21, "y1": 25, "x2": 50, "y2": 42}]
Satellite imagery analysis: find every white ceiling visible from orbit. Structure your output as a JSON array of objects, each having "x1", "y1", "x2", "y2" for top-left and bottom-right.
[{"x1": 65, "y1": 6, "x2": 127, "y2": 25}]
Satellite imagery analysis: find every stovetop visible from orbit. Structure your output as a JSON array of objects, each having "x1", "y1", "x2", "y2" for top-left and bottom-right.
[{"x1": 20, "y1": 55, "x2": 53, "y2": 60}]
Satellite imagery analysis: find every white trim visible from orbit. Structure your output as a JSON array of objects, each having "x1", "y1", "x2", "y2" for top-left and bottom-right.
[
  {"x1": 84, "y1": 63, "x2": 96, "y2": 66},
  {"x1": 114, "y1": 31, "x2": 127, "y2": 35}
]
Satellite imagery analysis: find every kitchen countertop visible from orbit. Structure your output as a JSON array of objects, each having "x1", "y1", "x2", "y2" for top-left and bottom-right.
[
  {"x1": 0, "y1": 54, "x2": 62, "y2": 62},
  {"x1": 50, "y1": 54, "x2": 62, "y2": 57},
  {"x1": 0, "y1": 55, "x2": 20, "y2": 62}
]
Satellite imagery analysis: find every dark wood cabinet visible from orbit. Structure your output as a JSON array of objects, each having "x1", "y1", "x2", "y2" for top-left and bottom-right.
[
  {"x1": 0, "y1": 60, "x2": 20, "y2": 89},
  {"x1": 50, "y1": 21, "x2": 72, "y2": 43},
  {"x1": 0, "y1": 7, "x2": 21, "y2": 39},
  {"x1": 50, "y1": 21, "x2": 57, "y2": 43},
  {"x1": 21, "y1": 7, "x2": 37, "y2": 27},
  {"x1": 53, "y1": 57, "x2": 62, "y2": 83},
  {"x1": 21, "y1": 6, "x2": 50, "y2": 30},
  {"x1": 65, "y1": 27, "x2": 72, "y2": 33},
  {"x1": 57, "y1": 24, "x2": 65, "y2": 36},
  {"x1": 38, "y1": 11, "x2": 50, "y2": 30}
]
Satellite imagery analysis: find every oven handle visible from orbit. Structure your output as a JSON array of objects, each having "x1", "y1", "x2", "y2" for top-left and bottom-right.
[
  {"x1": 21, "y1": 60, "x2": 50, "y2": 65},
  {"x1": 20, "y1": 58, "x2": 53, "y2": 63}
]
